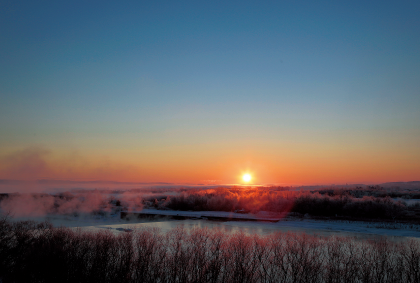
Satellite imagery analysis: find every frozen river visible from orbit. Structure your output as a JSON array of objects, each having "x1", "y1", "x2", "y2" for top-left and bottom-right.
[
  {"x1": 90, "y1": 219, "x2": 420, "y2": 241},
  {"x1": 11, "y1": 212, "x2": 420, "y2": 241}
]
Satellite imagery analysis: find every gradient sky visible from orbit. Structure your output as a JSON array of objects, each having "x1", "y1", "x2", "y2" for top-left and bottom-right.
[{"x1": 1, "y1": 0, "x2": 419, "y2": 185}]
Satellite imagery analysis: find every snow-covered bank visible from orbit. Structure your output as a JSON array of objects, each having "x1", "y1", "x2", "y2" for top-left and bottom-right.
[{"x1": 123, "y1": 208, "x2": 288, "y2": 221}]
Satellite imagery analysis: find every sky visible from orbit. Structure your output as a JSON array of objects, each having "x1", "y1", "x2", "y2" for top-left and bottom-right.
[{"x1": 1, "y1": 0, "x2": 419, "y2": 186}]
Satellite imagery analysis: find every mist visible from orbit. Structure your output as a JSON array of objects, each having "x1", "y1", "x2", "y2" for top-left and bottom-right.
[{"x1": 0, "y1": 185, "x2": 414, "y2": 221}]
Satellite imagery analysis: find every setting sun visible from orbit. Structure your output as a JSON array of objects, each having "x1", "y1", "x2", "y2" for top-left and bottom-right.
[{"x1": 242, "y1": 174, "x2": 252, "y2": 182}]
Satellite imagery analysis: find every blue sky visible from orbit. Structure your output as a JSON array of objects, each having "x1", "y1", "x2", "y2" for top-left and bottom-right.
[{"x1": 1, "y1": 0, "x2": 419, "y2": 184}]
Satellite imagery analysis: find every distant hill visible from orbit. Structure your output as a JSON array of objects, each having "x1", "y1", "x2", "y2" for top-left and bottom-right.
[
  {"x1": 295, "y1": 182, "x2": 420, "y2": 191},
  {"x1": 380, "y1": 181, "x2": 420, "y2": 189}
]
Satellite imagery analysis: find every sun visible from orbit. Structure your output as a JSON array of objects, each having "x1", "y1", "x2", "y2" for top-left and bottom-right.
[{"x1": 242, "y1": 174, "x2": 252, "y2": 182}]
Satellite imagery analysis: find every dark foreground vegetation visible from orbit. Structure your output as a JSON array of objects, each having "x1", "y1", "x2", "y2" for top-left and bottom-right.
[{"x1": 1, "y1": 216, "x2": 420, "y2": 283}]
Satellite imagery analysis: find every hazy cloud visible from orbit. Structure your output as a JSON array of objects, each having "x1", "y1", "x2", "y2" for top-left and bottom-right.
[
  {"x1": 0, "y1": 146, "x2": 51, "y2": 179},
  {"x1": 0, "y1": 146, "x2": 139, "y2": 184}
]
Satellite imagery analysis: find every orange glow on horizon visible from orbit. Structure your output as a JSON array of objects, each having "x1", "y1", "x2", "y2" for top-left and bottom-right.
[{"x1": 1, "y1": 141, "x2": 420, "y2": 186}]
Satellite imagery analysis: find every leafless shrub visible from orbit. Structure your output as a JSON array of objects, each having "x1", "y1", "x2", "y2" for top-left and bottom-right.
[{"x1": 1, "y1": 216, "x2": 420, "y2": 283}]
